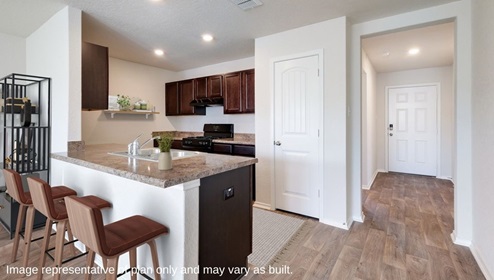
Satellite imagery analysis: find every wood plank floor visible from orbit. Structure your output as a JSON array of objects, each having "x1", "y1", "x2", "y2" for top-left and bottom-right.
[
  {"x1": 245, "y1": 172, "x2": 485, "y2": 280},
  {"x1": 0, "y1": 172, "x2": 486, "y2": 279}
]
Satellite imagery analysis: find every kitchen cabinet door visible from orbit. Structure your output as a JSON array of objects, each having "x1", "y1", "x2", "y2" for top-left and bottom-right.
[
  {"x1": 243, "y1": 69, "x2": 255, "y2": 113},
  {"x1": 223, "y1": 69, "x2": 255, "y2": 114},
  {"x1": 165, "y1": 82, "x2": 179, "y2": 116},
  {"x1": 82, "y1": 42, "x2": 109, "y2": 110},
  {"x1": 207, "y1": 75, "x2": 223, "y2": 98},
  {"x1": 195, "y1": 77, "x2": 208, "y2": 99},
  {"x1": 179, "y1": 79, "x2": 195, "y2": 115},
  {"x1": 223, "y1": 71, "x2": 242, "y2": 114}
]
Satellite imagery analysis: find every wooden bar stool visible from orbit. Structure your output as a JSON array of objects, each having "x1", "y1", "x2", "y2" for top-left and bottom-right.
[
  {"x1": 26, "y1": 177, "x2": 81, "y2": 280},
  {"x1": 2, "y1": 169, "x2": 77, "y2": 268},
  {"x1": 64, "y1": 195, "x2": 169, "y2": 280}
]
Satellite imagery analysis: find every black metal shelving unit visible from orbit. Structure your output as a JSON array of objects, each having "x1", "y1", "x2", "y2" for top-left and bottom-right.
[{"x1": 0, "y1": 73, "x2": 51, "y2": 238}]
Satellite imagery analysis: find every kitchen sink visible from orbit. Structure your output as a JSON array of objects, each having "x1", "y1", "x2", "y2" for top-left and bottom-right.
[{"x1": 108, "y1": 148, "x2": 201, "y2": 162}]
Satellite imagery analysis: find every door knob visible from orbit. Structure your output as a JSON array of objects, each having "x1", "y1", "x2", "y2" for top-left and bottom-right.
[
  {"x1": 389, "y1": 133, "x2": 393, "y2": 136},
  {"x1": 274, "y1": 141, "x2": 281, "y2": 146}
]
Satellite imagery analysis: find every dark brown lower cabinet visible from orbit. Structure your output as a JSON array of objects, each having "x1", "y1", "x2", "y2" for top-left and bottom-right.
[{"x1": 199, "y1": 165, "x2": 254, "y2": 280}]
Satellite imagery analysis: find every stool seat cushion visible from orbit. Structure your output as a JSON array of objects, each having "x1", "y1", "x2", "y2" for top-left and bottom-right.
[
  {"x1": 23, "y1": 186, "x2": 77, "y2": 205},
  {"x1": 103, "y1": 215, "x2": 169, "y2": 256}
]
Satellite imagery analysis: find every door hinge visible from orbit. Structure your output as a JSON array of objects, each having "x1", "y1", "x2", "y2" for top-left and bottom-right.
[
  {"x1": 318, "y1": 69, "x2": 320, "y2": 76},
  {"x1": 318, "y1": 129, "x2": 320, "y2": 137},
  {"x1": 318, "y1": 189, "x2": 320, "y2": 198}
]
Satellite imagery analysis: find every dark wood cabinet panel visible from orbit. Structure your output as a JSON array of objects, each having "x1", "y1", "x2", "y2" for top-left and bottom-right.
[
  {"x1": 195, "y1": 77, "x2": 208, "y2": 99},
  {"x1": 82, "y1": 42, "x2": 108, "y2": 110},
  {"x1": 166, "y1": 69, "x2": 253, "y2": 115},
  {"x1": 207, "y1": 75, "x2": 223, "y2": 98},
  {"x1": 223, "y1": 70, "x2": 255, "y2": 114},
  {"x1": 170, "y1": 140, "x2": 182, "y2": 149},
  {"x1": 166, "y1": 81, "x2": 205, "y2": 116},
  {"x1": 212, "y1": 143, "x2": 255, "y2": 157},
  {"x1": 243, "y1": 69, "x2": 255, "y2": 113},
  {"x1": 213, "y1": 143, "x2": 233, "y2": 154},
  {"x1": 165, "y1": 82, "x2": 179, "y2": 116},
  {"x1": 179, "y1": 79, "x2": 195, "y2": 115},
  {"x1": 199, "y1": 166, "x2": 253, "y2": 280},
  {"x1": 223, "y1": 72, "x2": 242, "y2": 114},
  {"x1": 233, "y1": 144, "x2": 255, "y2": 157}
]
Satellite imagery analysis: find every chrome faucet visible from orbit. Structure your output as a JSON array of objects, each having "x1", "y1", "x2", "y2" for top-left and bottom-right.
[
  {"x1": 138, "y1": 136, "x2": 160, "y2": 154},
  {"x1": 128, "y1": 134, "x2": 142, "y2": 156}
]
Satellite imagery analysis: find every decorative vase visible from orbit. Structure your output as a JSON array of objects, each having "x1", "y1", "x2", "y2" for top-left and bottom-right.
[
  {"x1": 119, "y1": 104, "x2": 132, "y2": 111},
  {"x1": 158, "y1": 152, "x2": 172, "y2": 170}
]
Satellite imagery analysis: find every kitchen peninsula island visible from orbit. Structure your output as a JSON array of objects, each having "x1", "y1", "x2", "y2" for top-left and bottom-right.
[{"x1": 51, "y1": 144, "x2": 257, "y2": 280}]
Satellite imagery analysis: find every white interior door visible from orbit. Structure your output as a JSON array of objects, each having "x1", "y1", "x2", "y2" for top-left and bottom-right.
[
  {"x1": 274, "y1": 54, "x2": 321, "y2": 218},
  {"x1": 388, "y1": 85, "x2": 437, "y2": 176}
]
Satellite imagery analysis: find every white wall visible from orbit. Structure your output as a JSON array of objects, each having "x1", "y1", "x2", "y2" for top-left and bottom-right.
[
  {"x1": 361, "y1": 51, "x2": 378, "y2": 189},
  {"x1": 82, "y1": 57, "x2": 177, "y2": 145},
  {"x1": 255, "y1": 17, "x2": 349, "y2": 228},
  {"x1": 0, "y1": 32, "x2": 26, "y2": 77},
  {"x1": 350, "y1": 0, "x2": 472, "y2": 241},
  {"x1": 26, "y1": 6, "x2": 81, "y2": 153},
  {"x1": 170, "y1": 57, "x2": 255, "y2": 133},
  {"x1": 376, "y1": 66, "x2": 454, "y2": 179},
  {"x1": 471, "y1": 0, "x2": 494, "y2": 278}
]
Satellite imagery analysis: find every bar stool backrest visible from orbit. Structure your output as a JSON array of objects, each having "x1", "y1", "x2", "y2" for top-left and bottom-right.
[
  {"x1": 64, "y1": 196, "x2": 108, "y2": 257},
  {"x1": 2, "y1": 169, "x2": 29, "y2": 204},
  {"x1": 26, "y1": 177, "x2": 59, "y2": 220}
]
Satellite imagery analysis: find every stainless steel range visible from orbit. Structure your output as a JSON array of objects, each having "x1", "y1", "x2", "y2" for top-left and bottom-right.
[{"x1": 182, "y1": 124, "x2": 234, "y2": 151}]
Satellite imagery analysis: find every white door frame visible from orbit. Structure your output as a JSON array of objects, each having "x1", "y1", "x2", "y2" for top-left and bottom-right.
[
  {"x1": 384, "y1": 83, "x2": 441, "y2": 177},
  {"x1": 269, "y1": 49, "x2": 324, "y2": 217}
]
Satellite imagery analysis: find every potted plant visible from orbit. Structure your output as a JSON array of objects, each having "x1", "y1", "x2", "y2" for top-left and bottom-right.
[
  {"x1": 117, "y1": 94, "x2": 132, "y2": 111},
  {"x1": 157, "y1": 132, "x2": 173, "y2": 170}
]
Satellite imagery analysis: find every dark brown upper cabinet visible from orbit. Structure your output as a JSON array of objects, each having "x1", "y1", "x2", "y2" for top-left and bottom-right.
[
  {"x1": 195, "y1": 77, "x2": 208, "y2": 99},
  {"x1": 207, "y1": 75, "x2": 223, "y2": 98},
  {"x1": 242, "y1": 69, "x2": 255, "y2": 113},
  {"x1": 223, "y1": 72, "x2": 242, "y2": 114},
  {"x1": 165, "y1": 80, "x2": 205, "y2": 116},
  {"x1": 179, "y1": 79, "x2": 196, "y2": 115},
  {"x1": 224, "y1": 69, "x2": 255, "y2": 114},
  {"x1": 82, "y1": 42, "x2": 109, "y2": 110},
  {"x1": 165, "y1": 82, "x2": 179, "y2": 116}
]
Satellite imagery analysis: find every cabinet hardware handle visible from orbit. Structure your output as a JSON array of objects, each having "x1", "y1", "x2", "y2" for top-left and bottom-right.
[{"x1": 274, "y1": 141, "x2": 281, "y2": 146}]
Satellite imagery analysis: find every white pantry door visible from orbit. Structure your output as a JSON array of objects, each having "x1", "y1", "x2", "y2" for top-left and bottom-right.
[
  {"x1": 274, "y1": 53, "x2": 321, "y2": 218},
  {"x1": 388, "y1": 85, "x2": 437, "y2": 176}
]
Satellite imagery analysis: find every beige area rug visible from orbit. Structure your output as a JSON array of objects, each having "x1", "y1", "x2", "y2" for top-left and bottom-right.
[{"x1": 248, "y1": 208, "x2": 306, "y2": 268}]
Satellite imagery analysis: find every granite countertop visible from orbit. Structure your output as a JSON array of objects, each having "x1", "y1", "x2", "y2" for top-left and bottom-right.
[
  {"x1": 152, "y1": 131, "x2": 255, "y2": 145},
  {"x1": 52, "y1": 144, "x2": 257, "y2": 188}
]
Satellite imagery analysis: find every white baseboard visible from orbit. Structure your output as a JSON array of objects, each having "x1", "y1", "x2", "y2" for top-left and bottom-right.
[
  {"x1": 362, "y1": 169, "x2": 387, "y2": 190},
  {"x1": 470, "y1": 242, "x2": 494, "y2": 280},
  {"x1": 253, "y1": 201, "x2": 271, "y2": 210},
  {"x1": 450, "y1": 231, "x2": 472, "y2": 247},
  {"x1": 436, "y1": 176, "x2": 455, "y2": 184},
  {"x1": 352, "y1": 216, "x2": 364, "y2": 223},
  {"x1": 319, "y1": 218, "x2": 351, "y2": 230},
  {"x1": 353, "y1": 212, "x2": 365, "y2": 223}
]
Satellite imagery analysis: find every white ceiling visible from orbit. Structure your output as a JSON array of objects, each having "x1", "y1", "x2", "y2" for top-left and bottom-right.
[
  {"x1": 362, "y1": 21, "x2": 455, "y2": 73},
  {"x1": 0, "y1": 0, "x2": 459, "y2": 71}
]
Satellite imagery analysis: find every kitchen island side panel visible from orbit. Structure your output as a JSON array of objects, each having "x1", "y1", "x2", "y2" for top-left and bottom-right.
[
  {"x1": 51, "y1": 158, "x2": 200, "y2": 280},
  {"x1": 199, "y1": 165, "x2": 253, "y2": 280}
]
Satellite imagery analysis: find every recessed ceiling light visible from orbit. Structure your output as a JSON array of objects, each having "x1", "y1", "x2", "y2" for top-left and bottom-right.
[
  {"x1": 408, "y1": 48, "x2": 420, "y2": 55},
  {"x1": 382, "y1": 51, "x2": 390, "y2": 57},
  {"x1": 154, "y1": 49, "x2": 164, "y2": 56},
  {"x1": 202, "y1": 34, "x2": 213, "y2": 42}
]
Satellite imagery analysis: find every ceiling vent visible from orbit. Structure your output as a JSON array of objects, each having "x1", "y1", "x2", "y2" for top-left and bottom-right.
[{"x1": 230, "y1": 0, "x2": 263, "y2": 11}]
